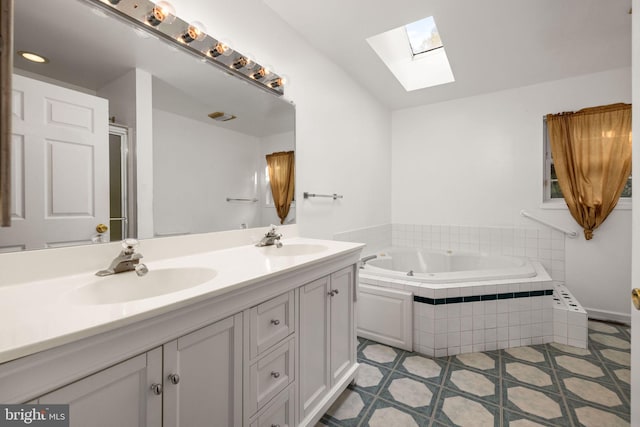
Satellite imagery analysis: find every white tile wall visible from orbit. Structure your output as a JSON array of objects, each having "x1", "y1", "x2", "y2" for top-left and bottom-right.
[{"x1": 390, "y1": 224, "x2": 565, "y2": 282}]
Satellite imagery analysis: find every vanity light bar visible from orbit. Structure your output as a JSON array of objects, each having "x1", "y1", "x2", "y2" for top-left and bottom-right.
[{"x1": 91, "y1": 0, "x2": 285, "y2": 95}]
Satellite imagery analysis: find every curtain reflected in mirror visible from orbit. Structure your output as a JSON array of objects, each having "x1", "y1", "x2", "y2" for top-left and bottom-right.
[{"x1": 266, "y1": 151, "x2": 295, "y2": 224}]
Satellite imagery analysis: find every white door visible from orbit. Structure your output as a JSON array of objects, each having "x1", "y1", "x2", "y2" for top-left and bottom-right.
[
  {"x1": 0, "y1": 74, "x2": 109, "y2": 251},
  {"x1": 162, "y1": 313, "x2": 243, "y2": 427},
  {"x1": 37, "y1": 349, "x2": 163, "y2": 427}
]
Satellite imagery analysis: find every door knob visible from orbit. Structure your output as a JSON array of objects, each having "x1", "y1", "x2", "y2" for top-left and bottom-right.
[
  {"x1": 632, "y1": 288, "x2": 640, "y2": 311},
  {"x1": 96, "y1": 223, "x2": 109, "y2": 233},
  {"x1": 168, "y1": 373, "x2": 180, "y2": 385}
]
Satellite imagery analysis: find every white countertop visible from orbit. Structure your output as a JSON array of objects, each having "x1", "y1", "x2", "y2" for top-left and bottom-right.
[{"x1": 0, "y1": 237, "x2": 364, "y2": 364}]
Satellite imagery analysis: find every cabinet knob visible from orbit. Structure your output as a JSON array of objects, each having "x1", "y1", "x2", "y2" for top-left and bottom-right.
[
  {"x1": 271, "y1": 371, "x2": 281, "y2": 379},
  {"x1": 150, "y1": 383, "x2": 163, "y2": 395},
  {"x1": 328, "y1": 289, "x2": 339, "y2": 297},
  {"x1": 271, "y1": 319, "x2": 280, "y2": 326},
  {"x1": 328, "y1": 290, "x2": 335, "y2": 297},
  {"x1": 168, "y1": 373, "x2": 180, "y2": 385},
  {"x1": 334, "y1": 289, "x2": 339, "y2": 295},
  {"x1": 271, "y1": 425, "x2": 281, "y2": 427}
]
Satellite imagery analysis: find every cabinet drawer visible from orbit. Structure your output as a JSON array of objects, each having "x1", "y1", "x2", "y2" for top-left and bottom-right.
[
  {"x1": 248, "y1": 337, "x2": 295, "y2": 414},
  {"x1": 249, "y1": 291, "x2": 295, "y2": 359},
  {"x1": 250, "y1": 384, "x2": 295, "y2": 427}
]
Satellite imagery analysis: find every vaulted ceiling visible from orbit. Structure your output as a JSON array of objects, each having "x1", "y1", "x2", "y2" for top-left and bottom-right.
[{"x1": 264, "y1": 0, "x2": 632, "y2": 109}]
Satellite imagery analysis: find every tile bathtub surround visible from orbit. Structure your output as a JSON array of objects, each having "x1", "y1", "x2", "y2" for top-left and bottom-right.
[
  {"x1": 334, "y1": 223, "x2": 564, "y2": 281},
  {"x1": 319, "y1": 322, "x2": 631, "y2": 426}
]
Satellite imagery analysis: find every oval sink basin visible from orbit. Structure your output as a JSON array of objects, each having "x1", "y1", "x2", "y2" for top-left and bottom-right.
[
  {"x1": 259, "y1": 244, "x2": 328, "y2": 256},
  {"x1": 67, "y1": 267, "x2": 217, "y2": 305}
]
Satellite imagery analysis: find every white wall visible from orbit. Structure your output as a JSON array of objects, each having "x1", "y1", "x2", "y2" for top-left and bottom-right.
[
  {"x1": 392, "y1": 67, "x2": 632, "y2": 321},
  {"x1": 171, "y1": 0, "x2": 392, "y2": 239},
  {"x1": 153, "y1": 109, "x2": 262, "y2": 234}
]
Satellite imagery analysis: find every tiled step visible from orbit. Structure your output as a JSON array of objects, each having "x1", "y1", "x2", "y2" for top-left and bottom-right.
[{"x1": 552, "y1": 282, "x2": 587, "y2": 348}]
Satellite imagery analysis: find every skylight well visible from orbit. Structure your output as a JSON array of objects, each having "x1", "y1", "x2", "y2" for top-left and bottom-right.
[{"x1": 366, "y1": 16, "x2": 454, "y2": 92}]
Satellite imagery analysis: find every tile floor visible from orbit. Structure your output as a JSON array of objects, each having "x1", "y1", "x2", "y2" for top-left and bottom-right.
[{"x1": 318, "y1": 320, "x2": 630, "y2": 427}]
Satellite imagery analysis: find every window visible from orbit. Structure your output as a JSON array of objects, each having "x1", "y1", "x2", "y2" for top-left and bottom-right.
[
  {"x1": 543, "y1": 118, "x2": 632, "y2": 202},
  {"x1": 404, "y1": 16, "x2": 443, "y2": 56}
]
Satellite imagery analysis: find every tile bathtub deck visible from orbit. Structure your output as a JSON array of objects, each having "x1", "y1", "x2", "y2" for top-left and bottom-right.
[{"x1": 319, "y1": 320, "x2": 631, "y2": 427}]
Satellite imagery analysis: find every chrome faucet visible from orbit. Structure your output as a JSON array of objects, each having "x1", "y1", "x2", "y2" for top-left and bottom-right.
[
  {"x1": 359, "y1": 254, "x2": 378, "y2": 268},
  {"x1": 256, "y1": 225, "x2": 283, "y2": 248},
  {"x1": 96, "y1": 239, "x2": 148, "y2": 277}
]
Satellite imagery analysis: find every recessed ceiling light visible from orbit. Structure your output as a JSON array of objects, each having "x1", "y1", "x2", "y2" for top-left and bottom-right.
[{"x1": 17, "y1": 51, "x2": 49, "y2": 64}]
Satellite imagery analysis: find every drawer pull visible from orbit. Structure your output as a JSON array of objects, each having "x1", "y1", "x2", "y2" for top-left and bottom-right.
[
  {"x1": 150, "y1": 383, "x2": 163, "y2": 395},
  {"x1": 271, "y1": 425, "x2": 281, "y2": 427},
  {"x1": 168, "y1": 373, "x2": 180, "y2": 385},
  {"x1": 271, "y1": 371, "x2": 281, "y2": 379},
  {"x1": 271, "y1": 319, "x2": 281, "y2": 326}
]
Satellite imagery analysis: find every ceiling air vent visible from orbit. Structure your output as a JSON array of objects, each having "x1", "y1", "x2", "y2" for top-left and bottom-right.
[{"x1": 208, "y1": 112, "x2": 237, "y2": 122}]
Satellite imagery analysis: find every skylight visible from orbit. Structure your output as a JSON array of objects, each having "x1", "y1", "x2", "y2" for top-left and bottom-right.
[
  {"x1": 366, "y1": 16, "x2": 454, "y2": 92},
  {"x1": 405, "y1": 16, "x2": 443, "y2": 56}
]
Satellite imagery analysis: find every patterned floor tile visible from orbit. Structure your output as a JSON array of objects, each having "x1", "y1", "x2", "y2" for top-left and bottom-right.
[
  {"x1": 395, "y1": 352, "x2": 447, "y2": 385},
  {"x1": 325, "y1": 324, "x2": 631, "y2": 426},
  {"x1": 587, "y1": 320, "x2": 620, "y2": 334},
  {"x1": 552, "y1": 354, "x2": 609, "y2": 380},
  {"x1": 323, "y1": 387, "x2": 374, "y2": 427},
  {"x1": 359, "y1": 398, "x2": 429, "y2": 427},
  {"x1": 444, "y1": 366, "x2": 500, "y2": 405},
  {"x1": 434, "y1": 388, "x2": 500, "y2": 427},
  {"x1": 566, "y1": 401, "x2": 630, "y2": 426},
  {"x1": 502, "y1": 384, "x2": 569, "y2": 425},
  {"x1": 378, "y1": 371, "x2": 438, "y2": 417},
  {"x1": 588, "y1": 333, "x2": 631, "y2": 350},
  {"x1": 502, "y1": 345, "x2": 551, "y2": 368},
  {"x1": 546, "y1": 342, "x2": 595, "y2": 359},
  {"x1": 502, "y1": 362, "x2": 559, "y2": 393},
  {"x1": 503, "y1": 409, "x2": 568, "y2": 427},
  {"x1": 358, "y1": 342, "x2": 403, "y2": 369},
  {"x1": 352, "y1": 360, "x2": 391, "y2": 395},
  {"x1": 451, "y1": 351, "x2": 500, "y2": 377},
  {"x1": 596, "y1": 348, "x2": 630, "y2": 367}
]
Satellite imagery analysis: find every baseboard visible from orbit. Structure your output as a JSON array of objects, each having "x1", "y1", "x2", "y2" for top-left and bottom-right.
[{"x1": 584, "y1": 307, "x2": 631, "y2": 325}]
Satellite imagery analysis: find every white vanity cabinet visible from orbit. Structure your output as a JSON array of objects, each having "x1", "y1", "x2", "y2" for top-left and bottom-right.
[
  {"x1": 0, "y1": 241, "x2": 362, "y2": 427},
  {"x1": 33, "y1": 313, "x2": 243, "y2": 427},
  {"x1": 36, "y1": 348, "x2": 163, "y2": 427},
  {"x1": 299, "y1": 266, "x2": 357, "y2": 426},
  {"x1": 162, "y1": 313, "x2": 243, "y2": 427}
]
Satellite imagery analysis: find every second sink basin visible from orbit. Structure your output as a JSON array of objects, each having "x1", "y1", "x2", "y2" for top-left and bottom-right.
[
  {"x1": 259, "y1": 243, "x2": 328, "y2": 256},
  {"x1": 67, "y1": 267, "x2": 217, "y2": 305}
]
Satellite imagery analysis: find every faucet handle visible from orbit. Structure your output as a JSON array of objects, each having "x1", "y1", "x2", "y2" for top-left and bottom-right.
[{"x1": 121, "y1": 238, "x2": 139, "y2": 254}]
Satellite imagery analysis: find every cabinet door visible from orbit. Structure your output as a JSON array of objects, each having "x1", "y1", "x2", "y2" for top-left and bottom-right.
[
  {"x1": 330, "y1": 267, "x2": 356, "y2": 384},
  {"x1": 38, "y1": 348, "x2": 162, "y2": 427},
  {"x1": 163, "y1": 313, "x2": 243, "y2": 427},
  {"x1": 299, "y1": 276, "x2": 331, "y2": 418}
]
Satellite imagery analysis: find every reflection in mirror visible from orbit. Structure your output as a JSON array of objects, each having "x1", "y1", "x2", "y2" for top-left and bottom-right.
[{"x1": 0, "y1": 0, "x2": 295, "y2": 253}]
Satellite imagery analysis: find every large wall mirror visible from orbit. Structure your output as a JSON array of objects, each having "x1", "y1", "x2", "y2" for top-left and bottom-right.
[{"x1": 0, "y1": 0, "x2": 295, "y2": 253}]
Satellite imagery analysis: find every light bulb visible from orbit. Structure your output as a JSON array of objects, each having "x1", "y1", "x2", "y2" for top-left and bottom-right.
[
  {"x1": 181, "y1": 21, "x2": 206, "y2": 43},
  {"x1": 232, "y1": 55, "x2": 256, "y2": 70},
  {"x1": 269, "y1": 75, "x2": 288, "y2": 88},
  {"x1": 208, "y1": 41, "x2": 233, "y2": 58},
  {"x1": 146, "y1": 1, "x2": 176, "y2": 27},
  {"x1": 251, "y1": 65, "x2": 272, "y2": 80}
]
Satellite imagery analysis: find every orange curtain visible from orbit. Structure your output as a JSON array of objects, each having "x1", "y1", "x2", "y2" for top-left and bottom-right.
[
  {"x1": 266, "y1": 151, "x2": 295, "y2": 224},
  {"x1": 546, "y1": 103, "x2": 632, "y2": 240}
]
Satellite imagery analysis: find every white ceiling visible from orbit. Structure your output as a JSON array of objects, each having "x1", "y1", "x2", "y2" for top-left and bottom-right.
[{"x1": 264, "y1": 0, "x2": 632, "y2": 110}]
